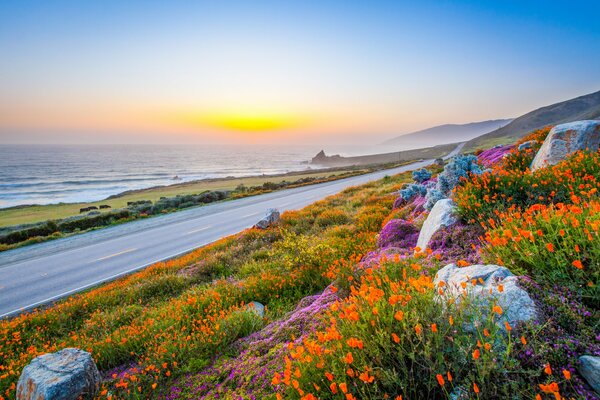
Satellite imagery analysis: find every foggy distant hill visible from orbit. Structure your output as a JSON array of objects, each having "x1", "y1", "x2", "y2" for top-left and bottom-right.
[
  {"x1": 382, "y1": 119, "x2": 512, "y2": 148},
  {"x1": 464, "y1": 89, "x2": 600, "y2": 151}
]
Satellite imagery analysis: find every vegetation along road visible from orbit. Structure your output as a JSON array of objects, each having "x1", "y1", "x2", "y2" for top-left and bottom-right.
[{"x1": 0, "y1": 143, "x2": 464, "y2": 318}]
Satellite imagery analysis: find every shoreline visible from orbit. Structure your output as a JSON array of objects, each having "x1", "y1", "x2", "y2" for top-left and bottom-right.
[{"x1": 0, "y1": 162, "x2": 402, "y2": 229}]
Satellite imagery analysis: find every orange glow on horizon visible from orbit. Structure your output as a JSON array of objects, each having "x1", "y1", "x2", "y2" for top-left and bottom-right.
[{"x1": 167, "y1": 109, "x2": 310, "y2": 134}]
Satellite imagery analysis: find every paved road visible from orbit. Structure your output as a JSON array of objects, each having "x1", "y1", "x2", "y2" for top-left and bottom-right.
[{"x1": 0, "y1": 143, "x2": 464, "y2": 318}]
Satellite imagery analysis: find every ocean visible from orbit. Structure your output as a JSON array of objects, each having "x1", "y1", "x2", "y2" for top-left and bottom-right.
[{"x1": 0, "y1": 145, "x2": 326, "y2": 208}]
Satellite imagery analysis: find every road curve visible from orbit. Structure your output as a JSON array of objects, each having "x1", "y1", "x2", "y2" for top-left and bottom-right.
[{"x1": 0, "y1": 143, "x2": 464, "y2": 318}]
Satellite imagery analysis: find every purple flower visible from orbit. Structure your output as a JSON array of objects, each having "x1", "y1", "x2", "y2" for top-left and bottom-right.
[
  {"x1": 477, "y1": 145, "x2": 513, "y2": 167},
  {"x1": 377, "y1": 219, "x2": 418, "y2": 249}
]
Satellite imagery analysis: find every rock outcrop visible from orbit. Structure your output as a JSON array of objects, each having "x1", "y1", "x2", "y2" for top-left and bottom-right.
[
  {"x1": 530, "y1": 120, "x2": 600, "y2": 171},
  {"x1": 416, "y1": 199, "x2": 458, "y2": 250},
  {"x1": 578, "y1": 355, "x2": 600, "y2": 395},
  {"x1": 17, "y1": 348, "x2": 100, "y2": 400},
  {"x1": 434, "y1": 263, "x2": 537, "y2": 330},
  {"x1": 255, "y1": 209, "x2": 280, "y2": 229},
  {"x1": 311, "y1": 150, "x2": 343, "y2": 164}
]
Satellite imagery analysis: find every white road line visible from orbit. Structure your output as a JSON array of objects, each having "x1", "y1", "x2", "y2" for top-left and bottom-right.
[
  {"x1": 185, "y1": 226, "x2": 211, "y2": 235},
  {"x1": 95, "y1": 248, "x2": 137, "y2": 261},
  {"x1": 242, "y1": 212, "x2": 260, "y2": 218}
]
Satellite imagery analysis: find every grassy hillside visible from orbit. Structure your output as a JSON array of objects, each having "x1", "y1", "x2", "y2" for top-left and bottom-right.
[
  {"x1": 382, "y1": 119, "x2": 512, "y2": 147},
  {"x1": 2, "y1": 128, "x2": 598, "y2": 399},
  {"x1": 464, "y1": 90, "x2": 600, "y2": 152},
  {"x1": 0, "y1": 167, "x2": 418, "y2": 399}
]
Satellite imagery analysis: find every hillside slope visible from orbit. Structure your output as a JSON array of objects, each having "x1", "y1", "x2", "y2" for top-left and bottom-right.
[
  {"x1": 465, "y1": 89, "x2": 600, "y2": 151},
  {"x1": 382, "y1": 119, "x2": 512, "y2": 148}
]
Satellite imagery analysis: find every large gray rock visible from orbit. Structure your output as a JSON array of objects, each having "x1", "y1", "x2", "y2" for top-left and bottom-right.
[
  {"x1": 255, "y1": 208, "x2": 280, "y2": 229},
  {"x1": 416, "y1": 199, "x2": 458, "y2": 250},
  {"x1": 17, "y1": 348, "x2": 100, "y2": 400},
  {"x1": 578, "y1": 355, "x2": 600, "y2": 395},
  {"x1": 248, "y1": 301, "x2": 265, "y2": 317},
  {"x1": 531, "y1": 120, "x2": 600, "y2": 171},
  {"x1": 434, "y1": 263, "x2": 537, "y2": 330}
]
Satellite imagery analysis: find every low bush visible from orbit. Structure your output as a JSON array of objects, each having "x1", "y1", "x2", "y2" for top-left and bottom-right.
[
  {"x1": 315, "y1": 209, "x2": 351, "y2": 227},
  {"x1": 455, "y1": 150, "x2": 600, "y2": 223},
  {"x1": 483, "y1": 200, "x2": 600, "y2": 307},
  {"x1": 412, "y1": 168, "x2": 432, "y2": 183}
]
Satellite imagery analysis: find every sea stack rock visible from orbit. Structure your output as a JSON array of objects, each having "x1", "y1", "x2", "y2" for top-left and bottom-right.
[
  {"x1": 16, "y1": 348, "x2": 100, "y2": 400},
  {"x1": 312, "y1": 150, "x2": 328, "y2": 163},
  {"x1": 531, "y1": 120, "x2": 600, "y2": 171}
]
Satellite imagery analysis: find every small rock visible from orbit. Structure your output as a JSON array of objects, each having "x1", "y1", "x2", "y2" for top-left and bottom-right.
[
  {"x1": 255, "y1": 208, "x2": 280, "y2": 229},
  {"x1": 434, "y1": 263, "x2": 537, "y2": 330},
  {"x1": 578, "y1": 355, "x2": 600, "y2": 395},
  {"x1": 416, "y1": 199, "x2": 458, "y2": 250},
  {"x1": 518, "y1": 140, "x2": 535, "y2": 151},
  {"x1": 531, "y1": 120, "x2": 600, "y2": 171},
  {"x1": 449, "y1": 385, "x2": 470, "y2": 400},
  {"x1": 248, "y1": 301, "x2": 265, "y2": 317},
  {"x1": 17, "y1": 348, "x2": 100, "y2": 400}
]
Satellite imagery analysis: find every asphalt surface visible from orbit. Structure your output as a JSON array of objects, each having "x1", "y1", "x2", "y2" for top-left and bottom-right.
[{"x1": 0, "y1": 143, "x2": 464, "y2": 318}]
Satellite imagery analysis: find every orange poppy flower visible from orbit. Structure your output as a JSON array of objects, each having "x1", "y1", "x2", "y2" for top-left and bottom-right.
[
  {"x1": 344, "y1": 352, "x2": 353, "y2": 364},
  {"x1": 520, "y1": 336, "x2": 527, "y2": 345},
  {"x1": 394, "y1": 311, "x2": 404, "y2": 321},
  {"x1": 436, "y1": 374, "x2": 445, "y2": 386}
]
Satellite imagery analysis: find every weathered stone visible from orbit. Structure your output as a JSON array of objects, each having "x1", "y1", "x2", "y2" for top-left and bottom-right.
[
  {"x1": 255, "y1": 208, "x2": 280, "y2": 229},
  {"x1": 416, "y1": 199, "x2": 458, "y2": 250},
  {"x1": 531, "y1": 120, "x2": 600, "y2": 171},
  {"x1": 17, "y1": 348, "x2": 100, "y2": 400},
  {"x1": 248, "y1": 301, "x2": 265, "y2": 317},
  {"x1": 434, "y1": 263, "x2": 537, "y2": 330},
  {"x1": 518, "y1": 140, "x2": 535, "y2": 151},
  {"x1": 578, "y1": 355, "x2": 600, "y2": 395}
]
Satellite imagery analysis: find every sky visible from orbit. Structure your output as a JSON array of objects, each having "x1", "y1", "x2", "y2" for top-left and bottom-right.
[{"x1": 0, "y1": 0, "x2": 599, "y2": 145}]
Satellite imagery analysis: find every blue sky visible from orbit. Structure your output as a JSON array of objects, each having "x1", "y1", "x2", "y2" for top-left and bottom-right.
[{"x1": 0, "y1": 0, "x2": 599, "y2": 144}]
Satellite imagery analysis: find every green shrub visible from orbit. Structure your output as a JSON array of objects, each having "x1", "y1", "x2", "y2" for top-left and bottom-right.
[
  {"x1": 483, "y1": 201, "x2": 600, "y2": 307},
  {"x1": 456, "y1": 150, "x2": 600, "y2": 223}
]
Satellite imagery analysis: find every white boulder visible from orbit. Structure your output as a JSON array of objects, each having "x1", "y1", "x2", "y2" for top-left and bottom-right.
[
  {"x1": 531, "y1": 120, "x2": 600, "y2": 171},
  {"x1": 434, "y1": 263, "x2": 537, "y2": 330},
  {"x1": 578, "y1": 355, "x2": 600, "y2": 395},
  {"x1": 16, "y1": 348, "x2": 100, "y2": 400},
  {"x1": 416, "y1": 199, "x2": 458, "y2": 250}
]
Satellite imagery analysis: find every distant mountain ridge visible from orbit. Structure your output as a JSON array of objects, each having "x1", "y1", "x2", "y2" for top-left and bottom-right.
[
  {"x1": 464, "y1": 89, "x2": 600, "y2": 151},
  {"x1": 382, "y1": 119, "x2": 513, "y2": 148}
]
